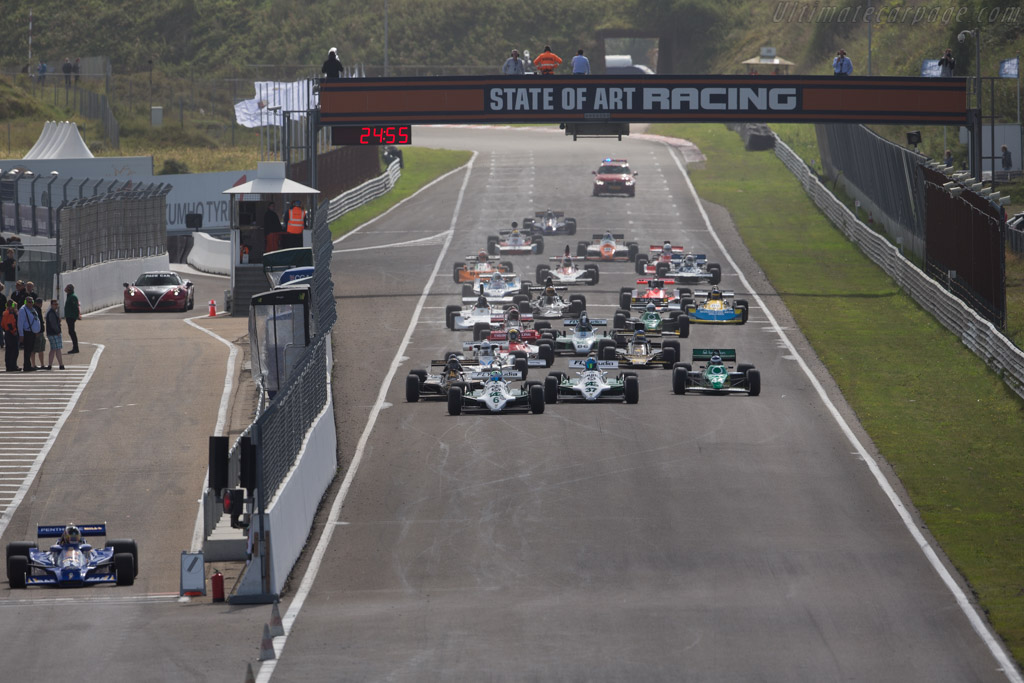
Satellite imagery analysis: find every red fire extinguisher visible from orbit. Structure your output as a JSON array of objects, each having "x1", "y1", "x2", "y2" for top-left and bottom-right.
[{"x1": 211, "y1": 568, "x2": 225, "y2": 602}]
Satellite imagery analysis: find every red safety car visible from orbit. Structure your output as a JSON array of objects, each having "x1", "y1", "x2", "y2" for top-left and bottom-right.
[{"x1": 123, "y1": 272, "x2": 195, "y2": 312}]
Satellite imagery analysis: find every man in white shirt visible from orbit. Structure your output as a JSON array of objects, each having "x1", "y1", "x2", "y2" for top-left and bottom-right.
[
  {"x1": 502, "y1": 50, "x2": 525, "y2": 75},
  {"x1": 832, "y1": 49, "x2": 852, "y2": 76},
  {"x1": 571, "y1": 49, "x2": 591, "y2": 75}
]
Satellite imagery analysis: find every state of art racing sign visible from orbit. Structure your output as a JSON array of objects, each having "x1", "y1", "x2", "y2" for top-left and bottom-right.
[{"x1": 320, "y1": 75, "x2": 967, "y2": 126}]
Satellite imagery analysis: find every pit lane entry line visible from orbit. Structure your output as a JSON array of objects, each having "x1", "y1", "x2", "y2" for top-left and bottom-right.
[
  {"x1": 256, "y1": 152, "x2": 478, "y2": 683},
  {"x1": 667, "y1": 146, "x2": 1023, "y2": 683}
]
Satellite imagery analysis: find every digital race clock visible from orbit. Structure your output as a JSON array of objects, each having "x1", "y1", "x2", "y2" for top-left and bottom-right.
[{"x1": 331, "y1": 125, "x2": 412, "y2": 146}]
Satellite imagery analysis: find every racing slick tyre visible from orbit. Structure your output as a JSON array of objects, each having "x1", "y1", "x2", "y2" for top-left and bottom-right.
[
  {"x1": 619, "y1": 291, "x2": 633, "y2": 311},
  {"x1": 486, "y1": 236, "x2": 499, "y2": 255},
  {"x1": 533, "y1": 237, "x2": 544, "y2": 255},
  {"x1": 452, "y1": 262, "x2": 465, "y2": 283},
  {"x1": 544, "y1": 375, "x2": 559, "y2": 404},
  {"x1": 529, "y1": 384, "x2": 546, "y2": 414},
  {"x1": 533, "y1": 321, "x2": 551, "y2": 332},
  {"x1": 536, "y1": 265, "x2": 551, "y2": 282},
  {"x1": 708, "y1": 264, "x2": 722, "y2": 285},
  {"x1": 114, "y1": 553, "x2": 135, "y2": 586},
  {"x1": 599, "y1": 345, "x2": 617, "y2": 361},
  {"x1": 577, "y1": 242, "x2": 589, "y2": 257},
  {"x1": 735, "y1": 299, "x2": 749, "y2": 324},
  {"x1": 406, "y1": 374, "x2": 421, "y2": 402},
  {"x1": 501, "y1": 261, "x2": 514, "y2": 273},
  {"x1": 538, "y1": 344, "x2": 555, "y2": 367},
  {"x1": 672, "y1": 366, "x2": 688, "y2": 395},
  {"x1": 673, "y1": 362, "x2": 692, "y2": 372},
  {"x1": 567, "y1": 301, "x2": 583, "y2": 318},
  {"x1": 627, "y1": 243, "x2": 639, "y2": 261},
  {"x1": 520, "y1": 282, "x2": 533, "y2": 295},
  {"x1": 585, "y1": 265, "x2": 599, "y2": 285},
  {"x1": 566, "y1": 218, "x2": 577, "y2": 235},
  {"x1": 676, "y1": 316, "x2": 690, "y2": 338},
  {"x1": 514, "y1": 358, "x2": 529, "y2": 378},
  {"x1": 568, "y1": 294, "x2": 586, "y2": 309},
  {"x1": 597, "y1": 338, "x2": 616, "y2": 357},
  {"x1": 612, "y1": 311, "x2": 628, "y2": 330},
  {"x1": 635, "y1": 255, "x2": 648, "y2": 275},
  {"x1": 445, "y1": 305, "x2": 461, "y2": 330},
  {"x1": 447, "y1": 386, "x2": 464, "y2": 416},
  {"x1": 7, "y1": 555, "x2": 28, "y2": 588},
  {"x1": 461, "y1": 285, "x2": 477, "y2": 300},
  {"x1": 513, "y1": 294, "x2": 530, "y2": 307},
  {"x1": 746, "y1": 369, "x2": 761, "y2": 396},
  {"x1": 624, "y1": 375, "x2": 640, "y2": 404},
  {"x1": 661, "y1": 347, "x2": 677, "y2": 367},
  {"x1": 656, "y1": 262, "x2": 670, "y2": 278},
  {"x1": 736, "y1": 363, "x2": 755, "y2": 375},
  {"x1": 6, "y1": 541, "x2": 36, "y2": 562},
  {"x1": 518, "y1": 302, "x2": 533, "y2": 314},
  {"x1": 473, "y1": 322, "x2": 491, "y2": 341},
  {"x1": 411, "y1": 369, "x2": 428, "y2": 383},
  {"x1": 106, "y1": 539, "x2": 139, "y2": 577}
]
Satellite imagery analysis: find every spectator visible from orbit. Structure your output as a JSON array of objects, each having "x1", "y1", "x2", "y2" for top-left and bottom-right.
[
  {"x1": 25, "y1": 281, "x2": 38, "y2": 304},
  {"x1": 1002, "y1": 145, "x2": 1013, "y2": 173},
  {"x1": 938, "y1": 48, "x2": 956, "y2": 77},
  {"x1": 943, "y1": 149, "x2": 954, "y2": 167},
  {"x1": 37, "y1": 60, "x2": 47, "y2": 86},
  {"x1": 2, "y1": 302, "x2": 18, "y2": 371},
  {"x1": 832, "y1": 49, "x2": 852, "y2": 76},
  {"x1": 322, "y1": 48, "x2": 343, "y2": 79},
  {"x1": 1, "y1": 249, "x2": 15, "y2": 293},
  {"x1": 11, "y1": 281, "x2": 27, "y2": 308},
  {"x1": 0, "y1": 283, "x2": 6, "y2": 349},
  {"x1": 64, "y1": 283, "x2": 80, "y2": 354},
  {"x1": 33, "y1": 297, "x2": 46, "y2": 369},
  {"x1": 73, "y1": 57, "x2": 80, "y2": 84},
  {"x1": 264, "y1": 201, "x2": 284, "y2": 253},
  {"x1": 62, "y1": 57, "x2": 72, "y2": 87},
  {"x1": 45, "y1": 299, "x2": 64, "y2": 370},
  {"x1": 534, "y1": 46, "x2": 562, "y2": 75},
  {"x1": 502, "y1": 49, "x2": 525, "y2": 75},
  {"x1": 17, "y1": 296, "x2": 41, "y2": 371},
  {"x1": 571, "y1": 49, "x2": 591, "y2": 75}
]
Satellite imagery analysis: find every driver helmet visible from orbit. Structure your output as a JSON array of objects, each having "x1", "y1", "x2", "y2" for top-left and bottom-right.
[
  {"x1": 65, "y1": 525, "x2": 81, "y2": 544},
  {"x1": 662, "y1": 241, "x2": 672, "y2": 254},
  {"x1": 603, "y1": 232, "x2": 613, "y2": 241},
  {"x1": 491, "y1": 272, "x2": 503, "y2": 283},
  {"x1": 684, "y1": 254, "x2": 695, "y2": 266},
  {"x1": 546, "y1": 209, "x2": 555, "y2": 219},
  {"x1": 633, "y1": 330, "x2": 646, "y2": 343},
  {"x1": 585, "y1": 356, "x2": 598, "y2": 371},
  {"x1": 508, "y1": 328, "x2": 521, "y2": 342},
  {"x1": 490, "y1": 370, "x2": 502, "y2": 382},
  {"x1": 646, "y1": 302, "x2": 656, "y2": 313},
  {"x1": 479, "y1": 340, "x2": 493, "y2": 354},
  {"x1": 544, "y1": 286, "x2": 556, "y2": 297},
  {"x1": 475, "y1": 295, "x2": 488, "y2": 308},
  {"x1": 507, "y1": 308, "x2": 520, "y2": 323},
  {"x1": 477, "y1": 251, "x2": 488, "y2": 263},
  {"x1": 710, "y1": 354, "x2": 723, "y2": 364},
  {"x1": 562, "y1": 257, "x2": 572, "y2": 269},
  {"x1": 446, "y1": 358, "x2": 463, "y2": 376},
  {"x1": 709, "y1": 287, "x2": 723, "y2": 300}
]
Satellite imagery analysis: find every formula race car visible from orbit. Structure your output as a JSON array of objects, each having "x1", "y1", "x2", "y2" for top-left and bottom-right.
[
  {"x1": 7, "y1": 523, "x2": 138, "y2": 588},
  {"x1": 682, "y1": 287, "x2": 749, "y2": 325},
  {"x1": 636, "y1": 243, "x2": 722, "y2": 285},
  {"x1": 526, "y1": 281, "x2": 587, "y2": 320},
  {"x1": 544, "y1": 358, "x2": 639, "y2": 404},
  {"x1": 462, "y1": 339, "x2": 547, "y2": 375},
  {"x1": 461, "y1": 271, "x2": 528, "y2": 305},
  {"x1": 484, "y1": 327, "x2": 555, "y2": 367},
  {"x1": 599, "y1": 329, "x2": 680, "y2": 369},
  {"x1": 123, "y1": 272, "x2": 195, "y2": 312},
  {"x1": 592, "y1": 158, "x2": 638, "y2": 197},
  {"x1": 407, "y1": 354, "x2": 485, "y2": 402},
  {"x1": 577, "y1": 233, "x2": 639, "y2": 261},
  {"x1": 487, "y1": 223, "x2": 544, "y2": 256},
  {"x1": 536, "y1": 250, "x2": 599, "y2": 286},
  {"x1": 550, "y1": 312, "x2": 609, "y2": 356},
  {"x1": 453, "y1": 252, "x2": 515, "y2": 284},
  {"x1": 447, "y1": 368, "x2": 545, "y2": 415},
  {"x1": 673, "y1": 349, "x2": 761, "y2": 396},
  {"x1": 522, "y1": 210, "x2": 577, "y2": 236},
  {"x1": 619, "y1": 279, "x2": 689, "y2": 312},
  {"x1": 612, "y1": 303, "x2": 690, "y2": 338}
]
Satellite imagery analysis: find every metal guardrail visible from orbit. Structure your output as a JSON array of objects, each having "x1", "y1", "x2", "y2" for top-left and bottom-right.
[
  {"x1": 773, "y1": 134, "x2": 1024, "y2": 400},
  {"x1": 326, "y1": 159, "x2": 402, "y2": 223}
]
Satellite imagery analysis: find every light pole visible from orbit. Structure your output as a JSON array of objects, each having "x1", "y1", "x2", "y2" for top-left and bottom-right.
[
  {"x1": 384, "y1": 0, "x2": 389, "y2": 77},
  {"x1": 47, "y1": 171, "x2": 59, "y2": 296},
  {"x1": 958, "y1": 29, "x2": 982, "y2": 180}
]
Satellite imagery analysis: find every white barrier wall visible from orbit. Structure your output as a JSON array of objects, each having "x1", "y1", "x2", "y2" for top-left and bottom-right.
[
  {"x1": 187, "y1": 232, "x2": 231, "y2": 275},
  {"x1": 57, "y1": 254, "x2": 170, "y2": 314}
]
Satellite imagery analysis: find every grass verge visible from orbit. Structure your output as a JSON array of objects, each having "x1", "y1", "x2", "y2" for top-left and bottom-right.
[
  {"x1": 650, "y1": 122, "x2": 1024, "y2": 664},
  {"x1": 329, "y1": 147, "x2": 472, "y2": 239}
]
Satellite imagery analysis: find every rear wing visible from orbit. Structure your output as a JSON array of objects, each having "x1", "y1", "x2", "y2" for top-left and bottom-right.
[
  {"x1": 691, "y1": 348, "x2": 737, "y2": 362},
  {"x1": 647, "y1": 245, "x2": 686, "y2": 253},
  {"x1": 469, "y1": 369, "x2": 522, "y2": 380},
  {"x1": 635, "y1": 279, "x2": 668, "y2": 288},
  {"x1": 568, "y1": 359, "x2": 618, "y2": 369},
  {"x1": 38, "y1": 523, "x2": 107, "y2": 538},
  {"x1": 564, "y1": 319, "x2": 607, "y2": 326},
  {"x1": 529, "y1": 284, "x2": 569, "y2": 293},
  {"x1": 591, "y1": 233, "x2": 625, "y2": 240},
  {"x1": 535, "y1": 211, "x2": 564, "y2": 218},
  {"x1": 693, "y1": 290, "x2": 735, "y2": 298}
]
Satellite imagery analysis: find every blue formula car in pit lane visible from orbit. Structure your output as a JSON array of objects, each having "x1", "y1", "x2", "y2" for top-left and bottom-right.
[{"x1": 6, "y1": 524, "x2": 138, "y2": 588}]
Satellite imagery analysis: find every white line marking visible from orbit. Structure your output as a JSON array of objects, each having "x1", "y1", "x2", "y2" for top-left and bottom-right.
[
  {"x1": 667, "y1": 145, "x2": 1023, "y2": 683},
  {"x1": 184, "y1": 315, "x2": 240, "y2": 553},
  {"x1": 258, "y1": 152, "x2": 478, "y2": 683},
  {"x1": 0, "y1": 345, "x2": 105, "y2": 539},
  {"x1": 333, "y1": 230, "x2": 451, "y2": 254}
]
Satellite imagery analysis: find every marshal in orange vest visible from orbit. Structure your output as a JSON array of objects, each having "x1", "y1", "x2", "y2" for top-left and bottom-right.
[{"x1": 287, "y1": 205, "x2": 305, "y2": 234}]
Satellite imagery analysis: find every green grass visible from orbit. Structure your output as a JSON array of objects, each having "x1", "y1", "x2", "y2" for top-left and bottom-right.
[
  {"x1": 328, "y1": 147, "x2": 472, "y2": 238},
  {"x1": 651, "y1": 122, "x2": 1024, "y2": 664}
]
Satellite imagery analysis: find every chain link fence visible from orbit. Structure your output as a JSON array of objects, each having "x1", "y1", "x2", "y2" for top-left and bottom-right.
[{"x1": 816, "y1": 123, "x2": 929, "y2": 260}]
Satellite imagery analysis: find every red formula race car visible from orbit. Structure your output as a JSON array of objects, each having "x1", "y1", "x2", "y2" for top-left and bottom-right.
[{"x1": 123, "y1": 272, "x2": 195, "y2": 312}]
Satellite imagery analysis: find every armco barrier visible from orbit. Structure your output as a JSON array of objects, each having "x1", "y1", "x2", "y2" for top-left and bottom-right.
[
  {"x1": 187, "y1": 231, "x2": 231, "y2": 275},
  {"x1": 326, "y1": 159, "x2": 401, "y2": 223},
  {"x1": 772, "y1": 134, "x2": 1024, "y2": 400}
]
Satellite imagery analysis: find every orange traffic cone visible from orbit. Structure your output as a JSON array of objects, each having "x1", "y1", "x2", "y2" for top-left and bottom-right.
[{"x1": 208, "y1": 299, "x2": 217, "y2": 317}]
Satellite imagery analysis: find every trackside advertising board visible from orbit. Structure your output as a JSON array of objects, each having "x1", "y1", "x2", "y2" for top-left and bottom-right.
[{"x1": 320, "y1": 75, "x2": 967, "y2": 126}]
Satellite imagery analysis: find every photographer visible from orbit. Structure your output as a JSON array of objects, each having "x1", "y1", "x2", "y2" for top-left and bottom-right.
[
  {"x1": 832, "y1": 49, "x2": 852, "y2": 77},
  {"x1": 938, "y1": 48, "x2": 956, "y2": 77}
]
